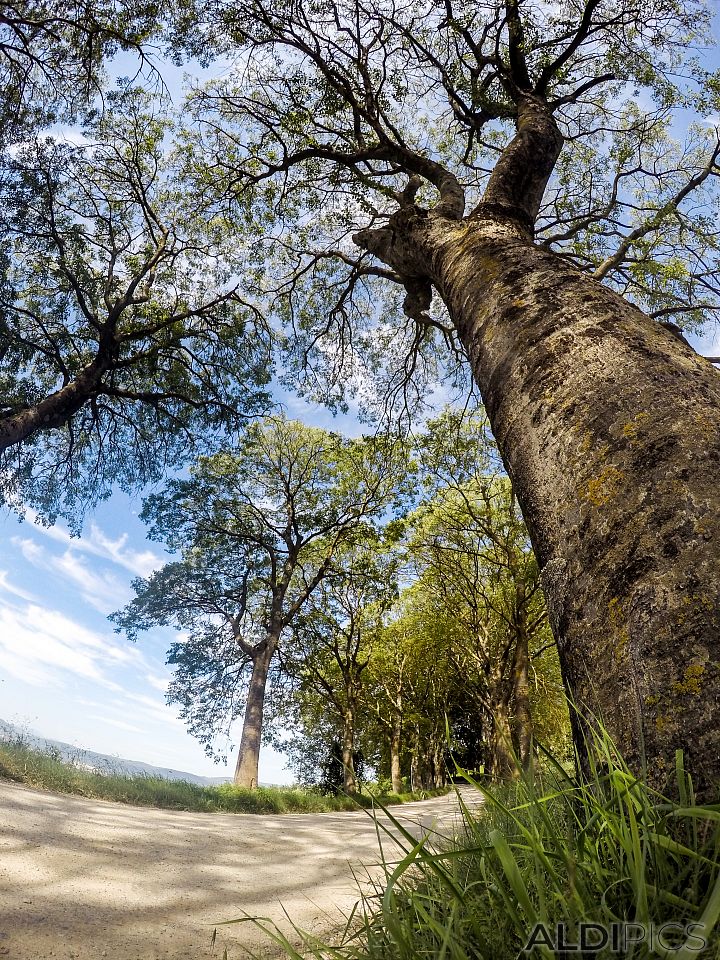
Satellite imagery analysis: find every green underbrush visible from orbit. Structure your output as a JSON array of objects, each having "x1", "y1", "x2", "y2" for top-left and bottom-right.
[
  {"x1": 256, "y1": 732, "x2": 720, "y2": 958},
  {"x1": 0, "y1": 738, "x2": 446, "y2": 814}
]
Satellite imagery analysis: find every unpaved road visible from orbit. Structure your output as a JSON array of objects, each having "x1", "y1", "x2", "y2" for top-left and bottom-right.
[{"x1": 0, "y1": 780, "x2": 475, "y2": 960}]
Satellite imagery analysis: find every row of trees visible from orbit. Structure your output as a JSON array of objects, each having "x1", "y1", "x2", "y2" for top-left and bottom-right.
[
  {"x1": 2, "y1": 0, "x2": 720, "y2": 797},
  {"x1": 114, "y1": 410, "x2": 569, "y2": 790}
]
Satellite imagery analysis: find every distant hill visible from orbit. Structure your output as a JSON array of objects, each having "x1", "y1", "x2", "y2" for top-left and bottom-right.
[{"x1": 0, "y1": 718, "x2": 232, "y2": 786}]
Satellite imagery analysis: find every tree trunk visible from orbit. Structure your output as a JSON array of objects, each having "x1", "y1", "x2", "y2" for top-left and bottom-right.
[
  {"x1": 233, "y1": 638, "x2": 276, "y2": 788},
  {"x1": 0, "y1": 356, "x2": 108, "y2": 451},
  {"x1": 487, "y1": 699, "x2": 516, "y2": 782},
  {"x1": 432, "y1": 740, "x2": 445, "y2": 788},
  {"x1": 410, "y1": 746, "x2": 420, "y2": 793},
  {"x1": 341, "y1": 707, "x2": 357, "y2": 794},
  {"x1": 359, "y1": 209, "x2": 720, "y2": 798},
  {"x1": 512, "y1": 593, "x2": 533, "y2": 772},
  {"x1": 390, "y1": 715, "x2": 402, "y2": 794}
]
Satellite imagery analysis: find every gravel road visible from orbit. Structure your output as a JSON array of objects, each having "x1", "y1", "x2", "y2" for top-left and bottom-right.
[{"x1": 0, "y1": 780, "x2": 476, "y2": 960}]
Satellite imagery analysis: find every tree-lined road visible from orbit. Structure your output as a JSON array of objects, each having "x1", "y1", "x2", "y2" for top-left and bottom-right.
[{"x1": 0, "y1": 781, "x2": 477, "y2": 960}]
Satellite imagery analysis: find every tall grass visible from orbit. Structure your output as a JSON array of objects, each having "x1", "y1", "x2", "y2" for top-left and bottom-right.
[
  {"x1": 0, "y1": 737, "x2": 445, "y2": 814},
  {"x1": 259, "y1": 731, "x2": 720, "y2": 958}
]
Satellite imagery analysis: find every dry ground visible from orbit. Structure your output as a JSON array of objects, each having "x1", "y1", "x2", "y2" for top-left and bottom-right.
[{"x1": 0, "y1": 779, "x2": 475, "y2": 960}]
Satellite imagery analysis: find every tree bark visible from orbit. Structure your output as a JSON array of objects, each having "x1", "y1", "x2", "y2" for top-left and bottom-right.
[
  {"x1": 359, "y1": 201, "x2": 720, "y2": 798},
  {"x1": 341, "y1": 707, "x2": 357, "y2": 794},
  {"x1": 487, "y1": 699, "x2": 516, "y2": 781},
  {"x1": 410, "y1": 749, "x2": 418, "y2": 793},
  {"x1": 512, "y1": 591, "x2": 533, "y2": 772},
  {"x1": 233, "y1": 638, "x2": 276, "y2": 788},
  {"x1": 390, "y1": 715, "x2": 402, "y2": 794},
  {"x1": 0, "y1": 358, "x2": 106, "y2": 451},
  {"x1": 432, "y1": 740, "x2": 445, "y2": 788}
]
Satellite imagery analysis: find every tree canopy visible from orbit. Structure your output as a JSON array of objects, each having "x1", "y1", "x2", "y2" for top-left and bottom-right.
[{"x1": 0, "y1": 88, "x2": 270, "y2": 522}]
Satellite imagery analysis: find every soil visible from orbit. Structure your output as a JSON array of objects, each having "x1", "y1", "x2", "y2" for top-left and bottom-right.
[{"x1": 0, "y1": 780, "x2": 474, "y2": 959}]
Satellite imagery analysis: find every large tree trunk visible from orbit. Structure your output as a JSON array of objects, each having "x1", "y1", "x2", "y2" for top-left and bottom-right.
[
  {"x1": 436, "y1": 222, "x2": 720, "y2": 796},
  {"x1": 355, "y1": 98, "x2": 720, "y2": 798},
  {"x1": 233, "y1": 638, "x2": 276, "y2": 788},
  {"x1": 359, "y1": 212, "x2": 720, "y2": 799}
]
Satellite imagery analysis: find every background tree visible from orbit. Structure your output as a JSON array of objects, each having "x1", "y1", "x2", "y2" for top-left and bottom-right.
[
  {"x1": 181, "y1": 0, "x2": 720, "y2": 794},
  {"x1": 281, "y1": 537, "x2": 397, "y2": 794},
  {"x1": 364, "y1": 587, "x2": 458, "y2": 791},
  {"x1": 0, "y1": 88, "x2": 270, "y2": 523},
  {"x1": 0, "y1": 0, "x2": 161, "y2": 143},
  {"x1": 114, "y1": 416, "x2": 405, "y2": 788}
]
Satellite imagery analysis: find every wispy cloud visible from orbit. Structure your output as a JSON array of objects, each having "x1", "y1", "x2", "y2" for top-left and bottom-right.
[
  {"x1": 0, "y1": 603, "x2": 135, "y2": 689},
  {"x1": 0, "y1": 570, "x2": 39, "y2": 604},
  {"x1": 23, "y1": 510, "x2": 162, "y2": 579},
  {"x1": 87, "y1": 715, "x2": 145, "y2": 734},
  {"x1": 11, "y1": 536, "x2": 132, "y2": 613},
  {"x1": 118, "y1": 691, "x2": 185, "y2": 728},
  {"x1": 146, "y1": 674, "x2": 169, "y2": 693}
]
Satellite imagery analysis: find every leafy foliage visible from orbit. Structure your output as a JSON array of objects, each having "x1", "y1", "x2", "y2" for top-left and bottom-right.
[
  {"x1": 114, "y1": 416, "x2": 407, "y2": 762},
  {"x1": 179, "y1": 0, "x2": 720, "y2": 417},
  {"x1": 0, "y1": 87, "x2": 271, "y2": 523}
]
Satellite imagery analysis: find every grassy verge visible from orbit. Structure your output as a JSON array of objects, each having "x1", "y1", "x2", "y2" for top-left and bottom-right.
[
  {"x1": 260, "y1": 733, "x2": 720, "y2": 958},
  {"x1": 0, "y1": 737, "x2": 446, "y2": 813}
]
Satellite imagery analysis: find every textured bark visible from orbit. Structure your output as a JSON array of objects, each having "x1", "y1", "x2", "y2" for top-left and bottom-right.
[
  {"x1": 432, "y1": 741, "x2": 446, "y2": 788},
  {"x1": 487, "y1": 699, "x2": 516, "y2": 781},
  {"x1": 358, "y1": 204, "x2": 720, "y2": 798},
  {"x1": 410, "y1": 750, "x2": 420, "y2": 793},
  {"x1": 390, "y1": 717, "x2": 402, "y2": 794},
  {"x1": 341, "y1": 708, "x2": 357, "y2": 794},
  {"x1": 233, "y1": 638, "x2": 277, "y2": 788},
  {"x1": 0, "y1": 358, "x2": 106, "y2": 451},
  {"x1": 511, "y1": 591, "x2": 532, "y2": 771}
]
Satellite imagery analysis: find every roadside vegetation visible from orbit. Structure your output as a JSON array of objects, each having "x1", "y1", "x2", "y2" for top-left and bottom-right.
[
  {"x1": 0, "y1": 737, "x2": 446, "y2": 814},
  {"x1": 262, "y1": 732, "x2": 720, "y2": 959}
]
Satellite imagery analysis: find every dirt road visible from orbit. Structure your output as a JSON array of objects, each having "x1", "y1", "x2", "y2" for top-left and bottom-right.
[{"x1": 0, "y1": 780, "x2": 475, "y2": 960}]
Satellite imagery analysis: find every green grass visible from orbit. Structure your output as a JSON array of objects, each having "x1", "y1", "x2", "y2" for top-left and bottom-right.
[
  {"x1": 255, "y1": 731, "x2": 720, "y2": 958},
  {"x1": 0, "y1": 737, "x2": 445, "y2": 814}
]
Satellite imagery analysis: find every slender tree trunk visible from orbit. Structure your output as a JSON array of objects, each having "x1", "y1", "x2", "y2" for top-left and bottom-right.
[
  {"x1": 487, "y1": 699, "x2": 516, "y2": 781},
  {"x1": 410, "y1": 745, "x2": 420, "y2": 793},
  {"x1": 512, "y1": 594, "x2": 533, "y2": 772},
  {"x1": 390, "y1": 714, "x2": 403, "y2": 794},
  {"x1": 234, "y1": 637, "x2": 277, "y2": 788},
  {"x1": 432, "y1": 740, "x2": 445, "y2": 788},
  {"x1": 359, "y1": 208, "x2": 720, "y2": 798},
  {"x1": 341, "y1": 707, "x2": 357, "y2": 794}
]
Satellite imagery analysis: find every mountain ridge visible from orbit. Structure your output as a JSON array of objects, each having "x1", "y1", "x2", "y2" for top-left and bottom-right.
[{"x1": 0, "y1": 718, "x2": 232, "y2": 786}]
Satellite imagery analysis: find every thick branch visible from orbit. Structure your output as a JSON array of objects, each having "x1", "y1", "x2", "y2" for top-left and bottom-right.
[{"x1": 474, "y1": 94, "x2": 563, "y2": 230}]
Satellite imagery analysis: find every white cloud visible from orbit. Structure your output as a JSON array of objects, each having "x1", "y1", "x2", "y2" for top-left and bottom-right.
[
  {"x1": 11, "y1": 536, "x2": 132, "y2": 613},
  {"x1": 23, "y1": 510, "x2": 162, "y2": 579},
  {"x1": 118, "y1": 691, "x2": 185, "y2": 727},
  {"x1": 87, "y1": 715, "x2": 145, "y2": 734},
  {"x1": 86, "y1": 523, "x2": 161, "y2": 578},
  {"x1": 0, "y1": 570, "x2": 39, "y2": 604},
  {"x1": 53, "y1": 551, "x2": 132, "y2": 612},
  {"x1": 146, "y1": 674, "x2": 169, "y2": 693},
  {"x1": 0, "y1": 603, "x2": 134, "y2": 689}
]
